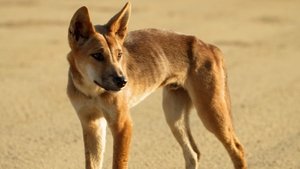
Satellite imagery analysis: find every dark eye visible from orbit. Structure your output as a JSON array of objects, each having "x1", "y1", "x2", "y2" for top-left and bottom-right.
[
  {"x1": 117, "y1": 52, "x2": 122, "y2": 60},
  {"x1": 91, "y1": 53, "x2": 104, "y2": 62}
]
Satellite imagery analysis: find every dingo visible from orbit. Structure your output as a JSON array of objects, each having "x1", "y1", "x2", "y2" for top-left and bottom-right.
[{"x1": 66, "y1": 2, "x2": 247, "y2": 169}]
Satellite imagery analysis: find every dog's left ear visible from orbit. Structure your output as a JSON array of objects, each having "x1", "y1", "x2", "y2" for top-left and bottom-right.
[
  {"x1": 68, "y1": 6, "x2": 95, "y2": 49},
  {"x1": 106, "y1": 2, "x2": 131, "y2": 42}
]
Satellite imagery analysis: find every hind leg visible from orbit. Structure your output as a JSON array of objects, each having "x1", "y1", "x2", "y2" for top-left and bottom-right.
[
  {"x1": 186, "y1": 73, "x2": 247, "y2": 169},
  {"x1": 162, "y1": 87, "x2": 200, "y2": 169}
]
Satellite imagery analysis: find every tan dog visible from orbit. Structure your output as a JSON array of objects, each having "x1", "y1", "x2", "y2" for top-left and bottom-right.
[{"x1": 66, "y1": 2, "x2": 247, "y2": 169}]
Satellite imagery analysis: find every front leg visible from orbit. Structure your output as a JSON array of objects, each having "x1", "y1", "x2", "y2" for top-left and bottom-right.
[
  {"x1": 80, "y1": 115, "x2": 107, "y2": 169},
  {"x1": 106, "y1": 110, "x2": 133, "y2": 169}
]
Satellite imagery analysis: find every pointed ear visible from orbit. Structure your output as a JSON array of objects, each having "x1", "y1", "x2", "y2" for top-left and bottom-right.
[
  {"x1": 106, "y1": 2, "x2": 131, "y2": 41},
  {"x1": 68, "y1": 6, "x2": 95, "y2": 49}
]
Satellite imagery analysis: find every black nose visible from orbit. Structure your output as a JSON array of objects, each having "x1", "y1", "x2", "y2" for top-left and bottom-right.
[{"x1": 113, "y1": 76, "x2": 127, "y2": 88}]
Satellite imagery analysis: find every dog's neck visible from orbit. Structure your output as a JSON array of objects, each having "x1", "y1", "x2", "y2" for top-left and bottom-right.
[
  {"x1": 68, "y1": 66, "x2": 106, "y2": 99},
  {"x1": 68, "y1": 72, "x2": 97, "y2": 98}
]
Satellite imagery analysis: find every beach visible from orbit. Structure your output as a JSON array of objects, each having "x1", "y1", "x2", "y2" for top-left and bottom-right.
[{"x1": 0, "y1": 0, "x2": 299, "y2": 168}]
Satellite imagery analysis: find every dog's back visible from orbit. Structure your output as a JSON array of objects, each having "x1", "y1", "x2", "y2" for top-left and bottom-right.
[{"x1": 122, "y1": 28, "x2": 223, "y2": 99}]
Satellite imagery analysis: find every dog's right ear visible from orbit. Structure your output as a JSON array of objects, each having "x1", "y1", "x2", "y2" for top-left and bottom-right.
[
  {"x1": 68, "y1": 6, "x2": 95, "y2": 49},
  {"x1": 106, "y1": 2, "x2": 131, "y2": 42}
]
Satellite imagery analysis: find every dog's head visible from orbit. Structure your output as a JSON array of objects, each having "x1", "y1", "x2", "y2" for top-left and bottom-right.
[{"x1": 67, "y1": 3, "x2": 131, "y2": 93}]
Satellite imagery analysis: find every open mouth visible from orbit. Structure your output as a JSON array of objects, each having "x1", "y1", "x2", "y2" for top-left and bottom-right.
[
  {"x1": 94, "y1": 80, "x2": 102, "y2": 87},
  {"x1": 94, "y1": 80, "x2": 121, "y2": 92}
]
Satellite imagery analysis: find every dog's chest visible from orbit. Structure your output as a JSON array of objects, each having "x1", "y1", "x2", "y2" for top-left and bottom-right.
[{"x1": 127, "y1": 87, "x2": 157, "y2": 108}]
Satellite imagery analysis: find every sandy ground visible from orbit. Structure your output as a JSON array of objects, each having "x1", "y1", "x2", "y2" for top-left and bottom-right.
[{"x1": 0, "y1": 0, "x2": 300, "y2": 168}]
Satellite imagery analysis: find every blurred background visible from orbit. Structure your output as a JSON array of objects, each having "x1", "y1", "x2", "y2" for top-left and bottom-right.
[{"x1": 0, "y1": 0, "x2": 299, "y2": 168}]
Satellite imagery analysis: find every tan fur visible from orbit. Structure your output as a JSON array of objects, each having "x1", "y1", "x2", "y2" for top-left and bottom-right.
[{"x1": 66, "y1": 2, "x2": 247, "y2": 169}]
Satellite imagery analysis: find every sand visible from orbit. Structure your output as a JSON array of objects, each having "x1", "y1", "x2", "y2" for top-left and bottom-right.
[{"x1": 0, "y1": 0, "x2": 299, "y2": 168}]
